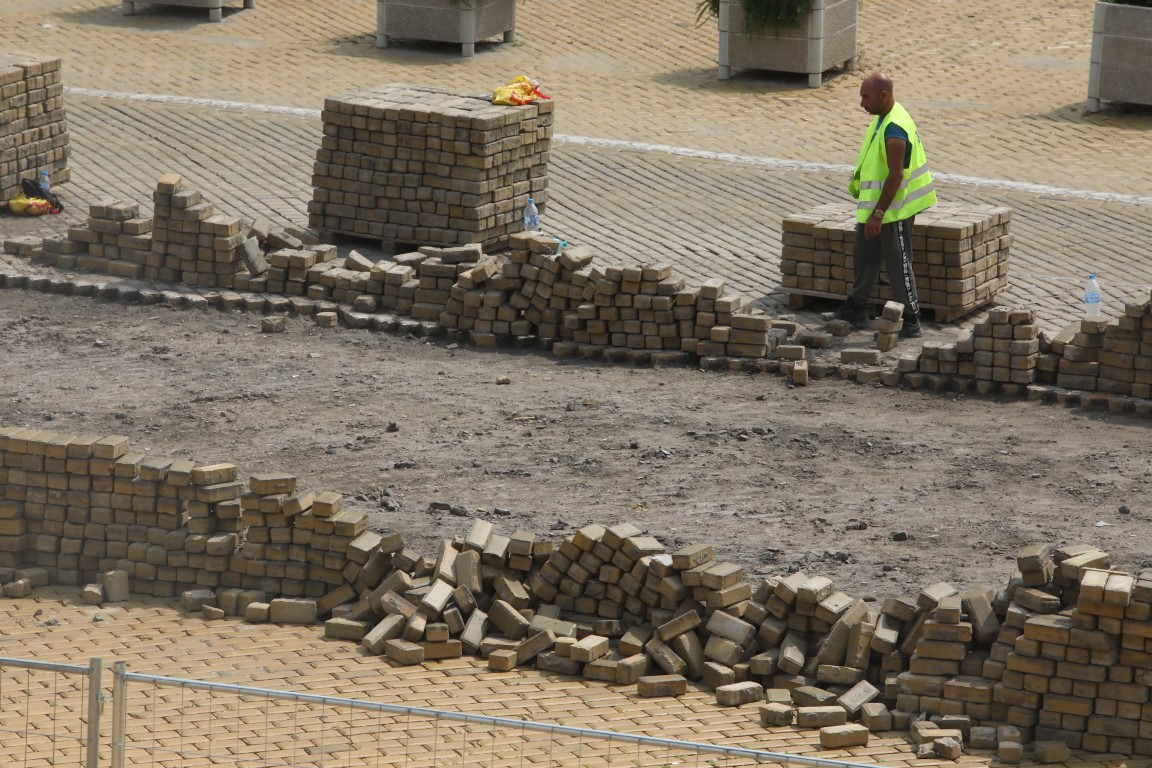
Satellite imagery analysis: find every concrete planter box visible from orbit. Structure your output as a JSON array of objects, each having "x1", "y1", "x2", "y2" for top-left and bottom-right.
[
  {"x1": 377, "y1": 0, "x2": 516, "y2": 57},
  {"x1": 122, "y1": 0, "x2": 254, "y2": 23},
  {"x1": 1088, "y1": 1, "x2": 1152, "y2": 111},
  {"x1": 718, "y1": 0, "x2": 856, "y2": 87}
]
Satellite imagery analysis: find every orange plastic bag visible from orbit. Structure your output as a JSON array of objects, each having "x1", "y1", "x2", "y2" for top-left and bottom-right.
[
  {"x1": 492, "y1": 76, "x2": 550, "y2": 106},
  {"x1": 7, "y1": 193, "x2": 52, "y2": 216}
]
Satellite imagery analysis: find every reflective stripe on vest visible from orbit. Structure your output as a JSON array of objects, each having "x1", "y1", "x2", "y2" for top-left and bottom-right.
[{"x1": 850, "y1": 103, "x2": 937, "y2": 224}]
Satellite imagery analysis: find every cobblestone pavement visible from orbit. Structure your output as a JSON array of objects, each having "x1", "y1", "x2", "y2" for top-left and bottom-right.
[{"x1": 1, "y1": 0, "x2": 1152, "y2": 762}]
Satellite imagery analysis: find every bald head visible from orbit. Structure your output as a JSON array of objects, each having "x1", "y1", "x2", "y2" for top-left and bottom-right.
[{"x1": 859, "y1": 72, "x2": 895, "y2": 117}]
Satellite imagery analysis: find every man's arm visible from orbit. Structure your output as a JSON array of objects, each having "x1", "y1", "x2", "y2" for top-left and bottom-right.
[{"x1": 864, "y1": 136, "x2": 907, "y2": 239}]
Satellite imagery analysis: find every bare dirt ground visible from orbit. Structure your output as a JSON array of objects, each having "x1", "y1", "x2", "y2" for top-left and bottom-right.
[{"x1": 1, "y1": 288, "x2": 1150, "y2": 605}]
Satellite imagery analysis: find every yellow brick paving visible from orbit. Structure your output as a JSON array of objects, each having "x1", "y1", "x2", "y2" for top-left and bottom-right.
[
  {"x1": 0, "y1": 591, "x2": 1140, "y2": 768},
  {"x1": 2, "y1": 0, "x2": 1146, "y2": 196}
]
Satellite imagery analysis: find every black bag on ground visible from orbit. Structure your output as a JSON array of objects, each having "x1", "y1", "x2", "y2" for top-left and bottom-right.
[{"x1": 20, "y1": 178, "x2": 63, "y2": 212}]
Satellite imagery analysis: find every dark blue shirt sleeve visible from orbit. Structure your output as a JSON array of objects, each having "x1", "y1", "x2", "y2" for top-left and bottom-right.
[{"x1": 884, "y1": 123, "x2": 912, "y2": 169}]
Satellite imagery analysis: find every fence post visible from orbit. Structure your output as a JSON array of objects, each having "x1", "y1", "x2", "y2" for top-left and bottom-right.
[
  {"x1": 111, "y1": 661, "x2": 127, "y2": 768},
  {"x1": 86, "y1": 658, "x2": 102, "y2": 768}
]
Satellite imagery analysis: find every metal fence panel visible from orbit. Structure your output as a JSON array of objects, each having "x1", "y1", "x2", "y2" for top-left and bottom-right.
[
  {"x1": 0, "y1": 656, "x2": 101, "y2": 768},
  {"x1": 107, "y1": 665, "x2": 871, "y2": 768}
]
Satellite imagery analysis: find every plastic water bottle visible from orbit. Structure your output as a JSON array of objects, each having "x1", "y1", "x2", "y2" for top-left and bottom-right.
[
  {"x1": 1084, "y1": 274, "x2": 1102, "y2": 318},
  {"x1": 523, "y1": 197, "x2": 539, "y2": 233},
  {"x1": 38, "y1": 170, "x2": 50, "y2": 194}
]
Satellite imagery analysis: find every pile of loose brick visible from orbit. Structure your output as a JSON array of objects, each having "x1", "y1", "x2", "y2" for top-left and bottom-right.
[
  {"x1": 3, "y1": 424, "x2": 1152, "y2": 759},
  {"x1": 308, "y1": 84, "x2": 552, "y2": 250},
  {"x1": 897, "y1": 300, "x2": 1152, "y2": 408},
  {"x1": 780, "y1": 203, "x2": 1012, "y2": 323},
  {"x1": 898, "y1": 306, "x2": 1039, "y2": 396},
  {"x1": 20, "y1": 174, "x2": 338, "y2": 291},
  {"x1": 285, "y1": 234, "x2": 780, "y2": 363},
  {"x1": 0, "y1": 53, "x2": 69, "y2": 201}
]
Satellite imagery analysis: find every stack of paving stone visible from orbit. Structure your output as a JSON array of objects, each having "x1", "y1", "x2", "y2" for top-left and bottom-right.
[
  {"x1": 982, "y1": 543, "x2": 1152, "y2": 755},
  {"x1": 498, "y1": 233, "x2": 774, "y2": 362},
  {"x1": 507, "y1": 236, "x2": 592, "y2": 347},
  {"x1": 440, "y1": 255, "x2": 519, "y2": 340},
  {"x1": 780, "y1": 203, "x2": 1012, "y2": 322},
  {"x1": 0, "y1": 54, "x2": 69, "y2": 200},
  {"x1": 179, "y1": 463, "x2": 245, "y2": 589},
  {"x1": 297, "y1": 491, "x2": 368, "y2": 592},
  {"x1": 308, "y1": 84, "x2": 552, "y2": 250},
  {"x1": 150, "y1": 173, "x2": 247, "y2": 289},
  {"x1": 366, "y1": 256, "x2": 419, "y2": 312},
  {"x1": 64, "y1": 200, "x2": 153, "y2": 278},
  {"x1": 1099, "y1": 297, "x2": 1152, "y2": 398},
  {"x1": 34, "y1": 230, "x2": 87, "y2": 271},
  {"x1": 308, "y1": 258, "x2": 371, "y2": 305},
  {"x1": 411, "y1": 246, "x2": 483, "y2": 321},
  {"x1": 689, "y1": 282, "x2": 774, "y2": 359},
  {"x1": 233, "y1": 485, "x2": 371, "y2": 600},
  {"x1": 563, "y1": 261, "x2": 685, "y2": 354},
  {"x1": 969, "y1": 307, "x2": 1039, "y2": 390},
  {"x1": 237, "y1": 484, "x2": 325, "y2": 598},
  {"x1": 1023, "y1": 295, "x2": 1152, "y2": 401},
  {"x1": 263, "y1": 244, "x2": 339, "y2": 297},
  {"x1": 529, "y1": 522, "x2": 666, "y2": 625},
  {"x1": 872, "y1": 301, "x2": 904, "y2": 352},
  {"x1": 901, "y1": 307, "x2": 1038, "y2": 395},
  {"x1": 1054, "y1": 318, "x2": 1107, "y2": 392}
]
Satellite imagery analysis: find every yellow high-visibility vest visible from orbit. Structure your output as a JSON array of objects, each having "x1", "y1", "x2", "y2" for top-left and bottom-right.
[{"x1": 848, "y1": 102, "x2": 937, "y2": 224}]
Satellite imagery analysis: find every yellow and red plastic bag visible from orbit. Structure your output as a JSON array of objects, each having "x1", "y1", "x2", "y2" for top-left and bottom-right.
[
  {"x1": 492, "y1": 76, "x2": 550, "y2": 106},
  {"x1": 7, "y1": 193, "x2": 53, "y2": 216}
]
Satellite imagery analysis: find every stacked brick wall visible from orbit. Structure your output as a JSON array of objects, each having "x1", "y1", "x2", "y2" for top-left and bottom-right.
[
  {"x1": 308, "y1": 84, "x2": 552, "y2": 250},
  {"x1": 0, "y1": 53, "x2": 69, "y2": 200},
  {"x1": 781, "y1": 203, "x2": 1011, "y2": 322},
  {"x1": 151, "y1": 174, "x2": 249, "y2": 288}
]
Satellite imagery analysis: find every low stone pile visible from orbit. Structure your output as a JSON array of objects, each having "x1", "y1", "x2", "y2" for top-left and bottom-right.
[
  {"x1": 899, "y1": 299, "x2": 1152, "y2": 404},
  {"x1": 23, "y1": 174, "x2": 339, "y2": 293}
]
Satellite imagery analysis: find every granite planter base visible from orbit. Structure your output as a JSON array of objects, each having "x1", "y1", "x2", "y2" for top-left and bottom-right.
[
  {"x1": 376, "y1": 0, "x2": 516, "y2": 57},
  {"x1": 718, "y1": 0, "x2": 857, "y2": 87},
  {"x1": 122, "y1": 0, "x2": 254, "y2": 23},
  {"x1": 1088, "y1": 1, "x2": 1152, "y2": 112}
]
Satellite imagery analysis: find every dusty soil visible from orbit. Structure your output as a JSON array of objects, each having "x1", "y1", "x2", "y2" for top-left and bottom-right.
[{"x1": 1, "y1": 288, "x2": 1150, "y2": 604}]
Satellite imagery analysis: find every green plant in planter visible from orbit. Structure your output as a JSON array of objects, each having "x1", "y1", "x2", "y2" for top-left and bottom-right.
[
  {"x1": 695, "y1": 0, "x2": 814, "y2": 30},
  {"x1": 1108, "y1": 0, "x2": 1152, "y2": 6}
]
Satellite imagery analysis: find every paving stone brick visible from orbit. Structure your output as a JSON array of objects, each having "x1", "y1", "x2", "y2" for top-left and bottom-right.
[
  {"x1": 760, "y1": 702, "x2": 794, "y2": 726},
  {"x1": 716, "y1": 681, "x2": 763, "y2": 706},
  {"x1": 796, "y1": 706, "x2": 847, "y2": 728},
  {"x1": 637, "y1": 674, "x2": 687, "y2": 697},
  {"x1": 819, "y1": 723, "x2": 869, "y2": 748},
  {"x1": 269, "y1": 598, "x2": 318, "y2": 624}
]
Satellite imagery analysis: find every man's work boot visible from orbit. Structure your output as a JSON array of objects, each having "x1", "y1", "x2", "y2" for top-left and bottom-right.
[
  {"x1": 899, "y1": 315, "x2": 923, "y2": 339},
  {"x1": 833, "y1": 302, "x2": 870, "y2": 330}
]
